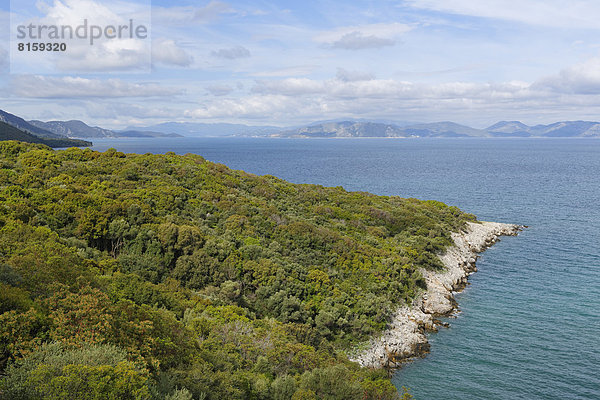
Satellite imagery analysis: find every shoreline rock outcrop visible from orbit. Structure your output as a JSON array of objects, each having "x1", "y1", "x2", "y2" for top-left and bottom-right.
[{"x1": 349, "y1": 221, "x2": 522, "y2": 369}]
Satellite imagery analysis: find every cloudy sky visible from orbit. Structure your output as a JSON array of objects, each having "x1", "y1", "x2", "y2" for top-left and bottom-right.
[{"x1": 2, "y1": 0, "x2": 600, "y2": 128}]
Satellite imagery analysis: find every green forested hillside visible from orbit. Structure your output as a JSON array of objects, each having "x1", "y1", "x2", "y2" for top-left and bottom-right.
[
  {"x1": 0, "y1": 121, "x2": 91, "y2": 148},
  {"x1": 0, "y1": 141, "x2": 475, "y2": 399}
]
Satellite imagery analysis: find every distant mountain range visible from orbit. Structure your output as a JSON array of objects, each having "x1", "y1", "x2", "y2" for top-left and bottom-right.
[
  {"x1": 28, "y1": 120, "x2": 115, "y2": 139},
  {"x1": 28, "y1": 120, "x2": 182, "y2": 139},
  {"x1": 277, "y1": 121, "x2": 487, "y2": 138},
  {"x1": 274, "y1": 121, "x2": 491, "y2": 138},
  {"x1": 275, "y1": 120, "x2": 600, "y2": 138},
  {"x1": 486, "y1": 120, "x2": 600, "y2": 137},
  {"x1": 4, "y1": 108, "x2": 600, "y2": 140}
]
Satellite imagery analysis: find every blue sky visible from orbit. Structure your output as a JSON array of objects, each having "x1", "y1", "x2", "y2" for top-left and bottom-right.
[{"x1": 2, "y1": 0, "x2": 600, "y2": 128}]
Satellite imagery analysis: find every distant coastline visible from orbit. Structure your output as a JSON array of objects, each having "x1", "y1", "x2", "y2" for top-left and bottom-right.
[{"x1": 5, "y1": 108, "x2": 600, "y2": 139}]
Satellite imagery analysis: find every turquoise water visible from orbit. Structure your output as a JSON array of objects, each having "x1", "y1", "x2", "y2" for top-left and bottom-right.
[{"x1": 90, "y1": 138, "x2": 600, "y2": 400}]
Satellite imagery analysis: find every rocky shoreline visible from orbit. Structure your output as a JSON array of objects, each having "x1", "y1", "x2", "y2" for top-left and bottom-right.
[{"x1": 349, "y1": 221, "x2": 522, "y2": 369}]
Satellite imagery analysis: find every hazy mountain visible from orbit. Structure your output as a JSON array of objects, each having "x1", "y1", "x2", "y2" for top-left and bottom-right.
[
  {"x1": 486, "y1": 120, "x2": 600, "y2": 137},
  {"x1": 487, "y1": 121, "x2": 530, "y2": 132},
  {"x1": 29, "y1": 120, "x2": 182, "y2": 139},
  {"x1": 29, "y1": 120, "x2": 116, "y2": 138},
  {"x1": 281, "y1": 119, "x2": 600, "y2": 138},
  {"x1": 0, "y1": 121, "x2": 91, "y2": 147},
  {"x1": 303, "y1": 118, "x2": 418, "y2": 128},
  {"x1": 276, "y1": 121, "x2": 489, "y2": 138},
  {"x1": 116, "y1": 130, "x2": 182, "y2": 138},
  {"x1": 275, "y1": 121, "x2": 410, "y2": 138},
  {"x1": 532, "y1": 121, "x2": 600, "y2": 137},
  {"x1": 7, "y1": 107, "x2": 600, "y2": 141},
  {"x1": 125, "y1": 122, "x2": 281, "y2": 137},
  {"x1": 486, "y1": 121, "x2": 533, "y2": 137},
  {"x1": 401, "y1": 121, "x2": 489, "y2": 137},
  {"x1": 0, "y1": 110, "x2": 63, "y2": 139}
]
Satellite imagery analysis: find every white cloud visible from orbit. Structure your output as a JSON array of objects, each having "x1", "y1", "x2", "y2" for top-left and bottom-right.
[
  {"x1": 54, "y1": 38, "x2": 150, "y2": 72},
  {"x1": 252, "y1": 78, "x2": 325, "y2": 96},
  {"x1": 83, "y1": 102, "x2": 185, "y2": 119},
  {"x1": 13, "y1": 0, "x2": 152, "y2": 73},
  {"x1": 152, "y1": 38, "x2": 193, "y2": 67},
  {"x1": 0, "y1": 47, "x2": 7, "y2": 69},
  {"x1": 316, "y1": 23, "x2": 411, "y2": 42},
  {"x1": 0, "y1": 10, "x2": 8, "y2": 39},
  {"x1": 251, "y1": 75, "x2": 531, "y2": 100},
  {"x1": 407, "y1": 0, "x2": 600, "y2": 29},
  {"x1": 250, "y1": 65, "x2": 317, "y2": 77},
  {"x1": 185, "y1": 95, "x2": 312, "y2": 119},
  {"x1": 218, "y1": 72, "x2": 557, "y2": 125},
  {"x1": 153, "y1": 1, "x2": 233, "y2": 24},
  {"x1": 10, "y1": 2, "x2": 600, "y2": 128},
  {"x1": 211, "y1": 45, "x2": 251, "y2": 59},
  {"x1": 332, "y1": 32, "x2": 395, "y2": 50},
  {"x1": 11, "y1": 71, "x2": 600, "y2": 128},
  {"x1": 181, "y1": 58, "x2": 600, "y2": 124},
  {"x1": 336, "y1": 68, "x2": 374, "y2": 82},
  {"x1": 206, "y1": 84, "x2": 234, "y2": 96},
  {"x1": 533, "y1": 57, "x2": 600, "y2": 94},
  {"x1": 315, "y1": 23, "x2": 411, "y2": 50},
  {"x1": 11, "y1": 75, "x2": 183, "y2": 98}
]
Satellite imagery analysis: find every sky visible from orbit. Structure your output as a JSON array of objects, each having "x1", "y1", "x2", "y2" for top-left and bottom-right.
[{"x1": 2, "y1": 0, "x2": 600, "y2": 128}]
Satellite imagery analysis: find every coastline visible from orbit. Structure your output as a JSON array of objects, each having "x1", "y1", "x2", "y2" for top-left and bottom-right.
[{"x1": 350, "y1": 221, "x2": 522, "y2": 369}]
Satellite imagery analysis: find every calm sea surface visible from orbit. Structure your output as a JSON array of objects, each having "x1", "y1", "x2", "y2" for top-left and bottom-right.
[{"x1": 90, "y1": 138, "x2": 600, "y2": 400}]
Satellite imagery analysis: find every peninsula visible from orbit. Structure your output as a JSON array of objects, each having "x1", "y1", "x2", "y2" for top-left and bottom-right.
[{"x1": 0, "y1": 141, "x2": 519, "y2": 399}]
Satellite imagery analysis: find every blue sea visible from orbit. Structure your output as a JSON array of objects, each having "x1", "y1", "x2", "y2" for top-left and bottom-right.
[{"x1": 90, "y1": 137, "x2": 600, "y2": 400}]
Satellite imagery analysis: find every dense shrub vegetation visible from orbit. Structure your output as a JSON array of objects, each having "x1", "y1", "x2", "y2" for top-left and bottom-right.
[{"x1": 0, "y1": 141, "x2": 475, "y2": 399}]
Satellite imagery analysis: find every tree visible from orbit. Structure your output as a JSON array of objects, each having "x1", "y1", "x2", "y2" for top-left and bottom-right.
[{"x1": 0, "y1": 342, "x2": 150, "y2": 400}]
